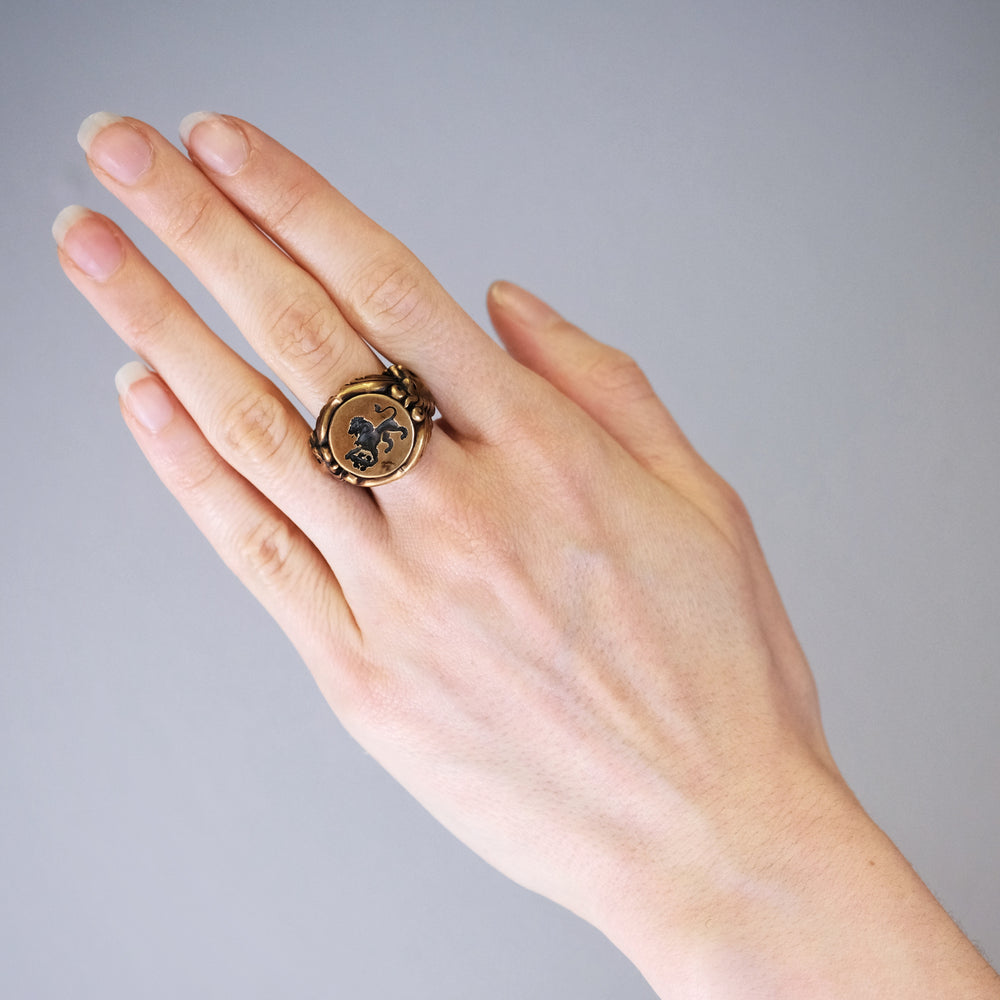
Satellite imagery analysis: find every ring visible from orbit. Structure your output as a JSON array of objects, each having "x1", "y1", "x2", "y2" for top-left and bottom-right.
[{"x1": 310, "y1": 364, "x2": 436, "y2": 487}]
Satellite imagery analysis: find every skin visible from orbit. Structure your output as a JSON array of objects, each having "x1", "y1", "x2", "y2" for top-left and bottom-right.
[{"x1": 54, "y1": 113, "x2": 999, "y2": 998}]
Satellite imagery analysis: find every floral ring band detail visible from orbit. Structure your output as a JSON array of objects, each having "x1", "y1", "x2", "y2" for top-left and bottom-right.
[{"x1": 310, "y1": 365, "x2": 436, "y2": 487}]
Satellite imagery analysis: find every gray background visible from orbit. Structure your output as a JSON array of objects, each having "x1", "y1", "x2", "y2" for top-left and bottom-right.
[{"x1": 2, "y1": 1, "x2": 997, "y2": 996}]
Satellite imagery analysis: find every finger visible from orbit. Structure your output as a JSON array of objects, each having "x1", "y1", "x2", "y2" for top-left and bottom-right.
[
  {"x1": 179, "y1": 113, "x2": 514, "y2": 433},
  {"x1": 486, "y1": 281, "x2": 698, "y2": 480},
  {"x1": 113, "y1": 360, "x2": 363, "y2": 706},
  {"x1": 76, "y1": 112, "x2": 375, "y2": 414},
  {"x1": 487, "y1": 282, "x2": 779, "y2": 559},
  {"x1": 52, "y1": 204, "x2": 382, "y2": 573}
]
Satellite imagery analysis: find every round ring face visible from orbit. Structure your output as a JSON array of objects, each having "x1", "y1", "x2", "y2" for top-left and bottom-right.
[
  {"x1": 310, "y1": 366, "x2": 435, "y2": 487},
  {"x1": 328, "y1": 392, "x2": 416, "y2": 480}
]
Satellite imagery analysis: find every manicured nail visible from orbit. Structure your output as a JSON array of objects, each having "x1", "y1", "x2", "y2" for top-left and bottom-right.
[
  {"x1": 179, "y1": 112, "x2": 248, "y2": 175},
  {"x1": 78, "y1": 112, "x2": 153, "y2": 185},
  {"x1": 52, "y1": 205, "x2": 124, "y2": 281},
  {"x1": 115, "y1": 361, "x2": 175, "y2": 434},
  {"x1": 489, "y1": 281, "x2": 561, "y2": 327}
]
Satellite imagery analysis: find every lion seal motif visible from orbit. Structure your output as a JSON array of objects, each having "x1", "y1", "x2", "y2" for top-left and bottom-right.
[{"x1": 343, "y1": 404, "x2": 409, "y2": 471}]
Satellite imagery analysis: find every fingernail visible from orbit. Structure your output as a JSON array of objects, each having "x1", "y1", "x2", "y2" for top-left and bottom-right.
[
  {"x1": 489, "y1": 281, "x2": 561, "y2": 327},
  {"x1": 52, "y1": 205, "x2": 124, "y2": 281},
  {"x1": 179, "y1": 112, "x2": 248, "y2": 175},
  {"x1": 115, "y1": 361, "x2": 175, "y2": 434},
  {"x1": 78, "y1": 112, "x2": 153, "y2": 185}
]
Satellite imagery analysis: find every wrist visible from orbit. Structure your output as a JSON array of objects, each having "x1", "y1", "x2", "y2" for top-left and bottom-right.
[{"x1": 584, "y1": 754, "x2": 999, "y2": 999}]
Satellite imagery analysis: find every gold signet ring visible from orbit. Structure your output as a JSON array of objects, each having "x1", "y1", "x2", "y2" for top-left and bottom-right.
[{"x1": 310, "y1": 365, "x2": 436, "y2": 487}]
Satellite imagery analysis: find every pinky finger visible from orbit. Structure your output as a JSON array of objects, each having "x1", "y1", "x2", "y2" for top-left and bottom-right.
[{"x1": 114, "y1": 360, "x2": 360, "y2": 689}]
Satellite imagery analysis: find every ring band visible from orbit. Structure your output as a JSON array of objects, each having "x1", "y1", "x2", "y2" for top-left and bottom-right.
[{"x1": 310, "y1": 365, "x2": 435, "y2": 487}]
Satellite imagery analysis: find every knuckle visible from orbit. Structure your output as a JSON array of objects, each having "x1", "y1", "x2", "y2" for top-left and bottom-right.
[
  {"x1": 238, "y1": 514, "x2": 298, "y2": 585},
  {"x1": 167, "y1": 445, "x2": 225, "y2": 498},
  {"x1": 582, "y1": 346, "x2": 652, "y2": 397},
  {"x1": 262, "y1": 176, "x2": 312, "y2": 239},
  {"x1": 162, "y1": 188, "x2": 218, "y2": 249},
  {"x1": 219, "y1": 391, "x2": 291, "y2": 468},
  {"x1": 119, "y1": 296, "x2": 174, "y2": 353},
  {"x1": 264, "y1": 295, "x2": 343, "y2": 376},
  {"x1": 351, "y1": 255, "x2": 433, "y2": 337}
]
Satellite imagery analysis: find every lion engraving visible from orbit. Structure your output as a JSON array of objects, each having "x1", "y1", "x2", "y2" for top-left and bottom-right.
[{"x1": 343, "y1": 404, "x2": 408, "y2": 471}]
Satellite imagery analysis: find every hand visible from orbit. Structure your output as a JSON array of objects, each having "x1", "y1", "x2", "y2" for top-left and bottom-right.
[{"x1": 55, "y1": 113, "x2": 998, "y2": 998}]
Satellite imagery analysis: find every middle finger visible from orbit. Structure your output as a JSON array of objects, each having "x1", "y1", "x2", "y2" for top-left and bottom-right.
[{"x1": 78, "y1": 112, "x2": 372, "y2": 414}]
